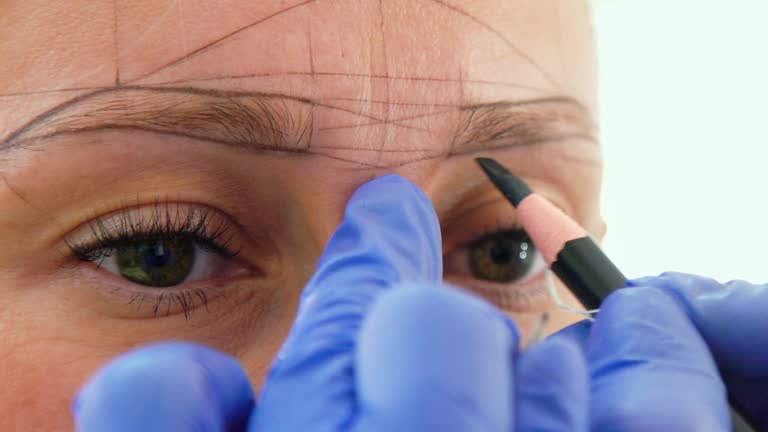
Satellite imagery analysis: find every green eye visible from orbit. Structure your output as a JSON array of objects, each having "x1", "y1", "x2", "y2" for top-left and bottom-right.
[
  {"x1": 115, "y1": 237, "x2": 196, "y2": 287},
  {"x1": 468, "y1": 229, "x2": 537, "y2": 283}
]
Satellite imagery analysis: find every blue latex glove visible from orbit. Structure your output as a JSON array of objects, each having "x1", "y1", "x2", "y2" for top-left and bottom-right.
[
  {"x1": 633, "y1": 273, "x2": 768, "y2": 429},
  {"x1": 73, "y1": 174, "x2": 589, "y2": 432},
  {"x1": 555, "y1": 272, "x2": 768, "y2": 431}
]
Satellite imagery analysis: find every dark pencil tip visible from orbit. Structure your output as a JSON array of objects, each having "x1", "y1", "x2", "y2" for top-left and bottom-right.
[{"x1": 475, "y1": 157, "x2": 532, "y2": 207}]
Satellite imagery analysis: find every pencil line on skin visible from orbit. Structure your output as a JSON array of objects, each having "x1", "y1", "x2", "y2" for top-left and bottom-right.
[
  {"x1": 426, "y1": 0, "x2": 561, "y2": 90},
  {"x1": 145, "y1": 71, "x2": 553, "y2": 91},
  {"x1": 324, "y1": 97, "x2": 462, "y2": 107},
  {"x1": 10, "y1": 126, "x2": 594, "y2": 158},
  {"x1": 451, "y1": 133, "x2": 599, "y2": 159},
  {"x1": 320, "y1": 106, "x2": 457, "y2": 131},
  {"x1": 322, "y1": 133, "x2": 601, "y2": 170},
  {"x1": 0, "y1": 73, "x2": 551, "y2": 99},
  {"x1": 1, "y1": 85, "x2": 592, "y2": 149},
  {"x1": 295, "y1": 110, "x2": 313, "y2": 148},
  {"x1": 316, "y1": 115, "x2": 433, "y2": 133},
  {"x1": 0, "y1": 86, "x2": 108, "y2": 99},
  {"x1": 6, "y1": 125, "x2": 597, "y2": 172},
  {"x1": 317, "y1": 121, "x2": 429, "y2": 133},
  {"x1": 316, "y1": 117, "x2": 429, "y2": 132},
  {"x1": 307, "y1": 26, "x2": 316, "y2": 149},
  {"x1": 126, "y1": 0, "x2": 317, "y2": 84},
  {"x1": 312, "y1": 102, "x2": 387, "y2": 123},
  {"x1": 1, "y1": 86, "x2": 313, "y2": 147},
  {"x1": 0, "y1": 173, "x2": 35, "y2": 209},
  {"x1": 0, "y1": 104, "x2": 416, "y2": 153},
  {"x1": 314, "y1": 100, "x2": 447, "y2": 131},
  {"x1": 375, "y1": 0, "x2": 391, "y2": 166},
  {"x1": 317, "y1": 108, "x2": 455, "y2": 131},
  {"x1": 112, "y1": 0, "x2": 121, "y2": 85},
  {"x1": 4, "y1": 84, "x2": 450, "y2": 146},
  {"x1": 460, "y1": 96, "x2": 592, "y2": 117},
  {"x1": 449, "y1": 65, "x2": 466, "y2": 155},
  {"x1": 310, "y1": 145, "x2": 436, "y2": 153},
  {"x1": 29, "y1": 125, "x2": 386, "y2": 169}
]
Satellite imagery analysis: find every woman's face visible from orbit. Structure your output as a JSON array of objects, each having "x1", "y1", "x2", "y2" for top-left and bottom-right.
[{"x1": 0, "y1": 0, "x2": 600, "y2": 429}]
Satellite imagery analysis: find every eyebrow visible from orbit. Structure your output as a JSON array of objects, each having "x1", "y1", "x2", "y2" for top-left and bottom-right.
[{"x1": 0, "y1": 85, "x2": 596, "y2": 167}]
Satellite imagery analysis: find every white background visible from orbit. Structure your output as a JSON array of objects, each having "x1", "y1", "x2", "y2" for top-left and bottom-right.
[{"x1": 592, "y1": 0, "x2": 768, "y2": 282}]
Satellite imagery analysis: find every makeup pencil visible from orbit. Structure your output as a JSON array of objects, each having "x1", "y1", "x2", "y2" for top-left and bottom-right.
[
  {"x1": 475, "y1": 157, "x2": 624, "y2": 310},
  {"x1": 475, "y1": 157, "x2": 757, "y2": 432}
]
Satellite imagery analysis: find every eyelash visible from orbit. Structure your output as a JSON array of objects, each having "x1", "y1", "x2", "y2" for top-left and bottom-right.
[
  {"x1": 65, "y1": 203, "x2": 241, "y2": 319},
  {"x1": 67, "y1": 204, "x2": 239, "y2": 263},
  {"x1": 453, "y1": 216, "x2": 528, "y2": 252},
  {"x1": 64, "y1": 204, "x2": 535, "y2": 318}
]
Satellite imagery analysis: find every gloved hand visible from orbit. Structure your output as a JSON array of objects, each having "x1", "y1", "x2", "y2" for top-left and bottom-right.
[
  {"x1": 634, "y1": 273, "x2": 768, "y2": 429},
  {"x1": 73, "y1": 174, "x2": 589, "y2": 432},
  {"x1": 555, "y1": 272, "x2": 768, "y2": 431}
]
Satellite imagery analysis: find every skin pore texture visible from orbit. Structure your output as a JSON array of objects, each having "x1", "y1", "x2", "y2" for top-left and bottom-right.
[{"x1": 0, "y1": 0, "x2": 602, "y2": 429}]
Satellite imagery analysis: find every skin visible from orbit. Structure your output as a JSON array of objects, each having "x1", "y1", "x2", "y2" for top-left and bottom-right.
[{"x1": 0, "y1": 0, "x2": 602, "y2": 429}]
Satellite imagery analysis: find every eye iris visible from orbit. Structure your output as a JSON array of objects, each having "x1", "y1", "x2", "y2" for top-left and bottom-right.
[
  {"x1": 115, "y1": 237, "x2": 195, "y2": 287},
  {"x1": 469, "y1": 230, "x2": 535, "y2": 282}
]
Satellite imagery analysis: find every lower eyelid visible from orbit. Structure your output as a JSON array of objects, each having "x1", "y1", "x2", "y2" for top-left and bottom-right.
[
  {"x1": 445, "y1": 270, "x2": 552, "y2": 312},
  {"x1": 69, "y1": 261, "x2": 253, "y2": 319}
]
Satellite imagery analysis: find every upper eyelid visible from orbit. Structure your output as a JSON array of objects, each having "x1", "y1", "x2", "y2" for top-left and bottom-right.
[
  {"x1": 64, "y1": 203, "x2": 238, "y2": 251},
  {"x1": 457, "y1": 220, "x2": 526, "y2": 247}
]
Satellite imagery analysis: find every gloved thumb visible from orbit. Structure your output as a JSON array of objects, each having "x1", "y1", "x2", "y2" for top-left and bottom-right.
[
  {"x1": 73, "y1": 342, "x2": 254, "y2": 432},
  {"x1": 251, "y1": 174, "x2": 443, "y2": 431}
]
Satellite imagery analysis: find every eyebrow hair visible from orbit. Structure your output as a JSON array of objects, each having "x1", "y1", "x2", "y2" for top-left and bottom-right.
[{"x1": 0, "y1": 85, "x2": 596, "y2": 167}]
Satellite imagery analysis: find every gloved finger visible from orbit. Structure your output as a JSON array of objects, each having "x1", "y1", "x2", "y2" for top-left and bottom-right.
[
  {"x1": 73, "y1": 342, "x2": 254, "y2": 432},
  {"x1": 515, "y1": 336, "x2": 589, "y2": 432},
  {"x1": 588, "y1": 286, "x2": 730, "y2": 431},
  {"x1": 252, "y1": 174, "x2": 442, "y2": 431},
  {"x1": 352, "y1": 283, "x2": 518, "y2": 432},
  {"x1": 550, "y1": 319, "x2": 593, "y2": 351},
  {"x1": 632, "y1": 272, "x2": 768, "y2": 427}
]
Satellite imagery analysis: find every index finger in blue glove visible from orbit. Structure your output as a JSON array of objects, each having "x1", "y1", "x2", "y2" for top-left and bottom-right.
[
  {"x1": 352, "y1": 284, "x2": 519, "y2": 432},
  {"x1": 73, "y1": 342, "x2": 254, "y2": 432},
  {"x1": 588, "y1": 286, "x2": 730, "y2": 432},
  {"x1": 550, "y1": 319, "x2": 593, "y2": 351},
  {"x1": 251, "y1": 174, "x2": 443, "y2": 431},
  {"x1": 515, "y1": 336, "x2": 589, "y2": 432},
  {"x1": 352, "y1": 284, "x2": 590, "y2": 432},
  {"x1": 632, "y1": 272, "x2": 768, "y2": 427}
]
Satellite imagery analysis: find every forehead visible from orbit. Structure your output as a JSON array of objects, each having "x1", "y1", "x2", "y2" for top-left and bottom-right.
[{"x1": 0, "y1": 0, "x2": 596, "y2": 163}]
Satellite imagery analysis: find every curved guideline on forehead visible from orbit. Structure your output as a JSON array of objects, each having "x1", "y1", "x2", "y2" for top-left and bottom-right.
[
  {"x1": 0, "y1": 0, "x2": 561, "y2": 97},
  {"x1": 0, "y1": 0, "x2": 593, "y2": 169},
  {"x1": 121, "y1": 0, "x2": 560, "y2": 87}
]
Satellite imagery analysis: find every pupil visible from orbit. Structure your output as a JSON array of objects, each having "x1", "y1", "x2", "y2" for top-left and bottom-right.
[
  {"x1": 467, "y1": 230, "x2": 536, "y2": 283},
  {"x1": 490, "y1": 243, "x2": 512, "y2": 263},
  {"x1": 140, "y1": 241, "x2": 172, "y2": 268},
  {"x1": 116, "y1": 237, "x2": 195, "y2": 287}
]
